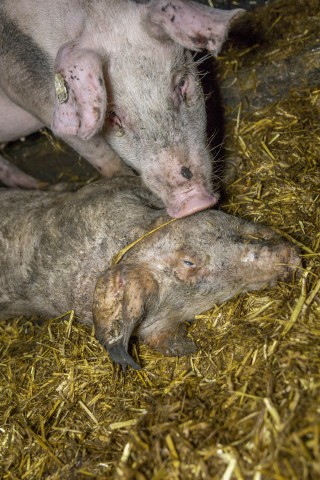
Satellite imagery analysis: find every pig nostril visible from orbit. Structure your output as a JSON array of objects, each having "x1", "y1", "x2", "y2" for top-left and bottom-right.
[{"x1": 181, "y1": 166, "x2": 193, "y2": 180}]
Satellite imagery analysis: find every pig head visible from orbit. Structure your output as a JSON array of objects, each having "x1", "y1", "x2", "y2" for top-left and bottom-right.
[
  {"x1": 54, "y1": 0, "x2": 244, "y2": 218},
  {"x1": 0, "y1": 0, "x2": 243, "y2": 217},
  {"x1": 92, "y1": 200, "x2": 300, "y2": 369}
]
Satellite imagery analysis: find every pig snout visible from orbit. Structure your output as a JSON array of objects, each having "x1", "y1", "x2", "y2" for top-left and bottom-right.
[
  {"x1": 239, "y1": 240, "x2": 301, "y2": 289},
  {"x1": 272, "y1": 243, "x2": 302, "y2": 281},
  {"x1": 141, "y1": 153, "x2": 219, "y2": 218},
  {"x1": 166, "y1": 188, "x2": 219, "y2": 218}
]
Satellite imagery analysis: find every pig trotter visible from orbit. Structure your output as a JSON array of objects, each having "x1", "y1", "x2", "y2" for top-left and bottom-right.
[
  {"x1": 144, "y1": 322, "x2": 198, "y2": 357},
  {"x1": 168, "y1": 323, "x2": 198, "y2": 356},
  {"x1": 107, "y1": 341, "x2": 141, "y2": 370}
]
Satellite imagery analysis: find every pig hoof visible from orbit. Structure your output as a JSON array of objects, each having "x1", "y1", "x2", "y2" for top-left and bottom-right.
[
  {"x1": 168, "y1": 323, "x2": 198, "y2": 356},
  {"x1": 167, "y1": 336, "x2": 198, "y2": 357},
  {"x1": 107, "y1": 342, "x2": 141, "y2": 370},
  {"x1": 147, "y1": 324, "x2": 198, "y2": 357}
]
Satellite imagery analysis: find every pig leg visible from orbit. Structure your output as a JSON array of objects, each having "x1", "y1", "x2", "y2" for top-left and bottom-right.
[
  {"x1": 0, "y1": 154, "x2": 47, "y2": 188},
  {"x1": 0, "y1": 136, "x2": 130, "y2": 188},
  {"x1": 0, "y1": 134, "x2": 131, "y2": 188},
  {"x1": 141, "y1": 322, "x2": 198, "y2": 357},
  {"x1": 66, "y1": 134, "x2": 133, "y2": 177},
  {"x1": 0, "y1": 89, "x2": 48, "y2": 188},
  {"x1": 52, "y1": 42, "x2": 107, "y2": 141}
]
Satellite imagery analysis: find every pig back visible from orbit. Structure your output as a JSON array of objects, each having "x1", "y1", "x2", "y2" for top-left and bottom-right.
[{"x1": 0, "y1": 178, "x2": 161, "y2": 321}]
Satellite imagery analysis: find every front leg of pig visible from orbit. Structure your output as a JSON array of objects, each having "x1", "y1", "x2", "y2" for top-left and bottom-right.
[
  {"x1": 0, "y1": 136, "x2": 130, "y2": 189},
  {"x1": 0, "y1": 154, "x2": 49, "y2": 188},
  {"x1": 0, "y1": 127, "x2": 130, "y2": 189},
  {"x1": 65, "y1": 134, "x2": 133, "y2": 178},
  {"x1": 140, "y1": 322, "x2": 198, "y2": 357}
]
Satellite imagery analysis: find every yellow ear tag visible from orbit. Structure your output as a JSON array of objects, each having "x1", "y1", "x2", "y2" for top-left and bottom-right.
[
  {"x1": 111, "y1": 218, "x2": 177, "y2": 266},
  {"x1": 55, "y1": 73, "x2": 68, "y2": 104}
]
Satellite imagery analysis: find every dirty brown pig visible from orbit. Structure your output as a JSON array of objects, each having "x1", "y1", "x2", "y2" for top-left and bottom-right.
[
  {"x1": 0, "y1": 0, "x2": 243, "y2": 217},
  {"x1": 0, "y1": 177, "x2": 300, "y2": 369}
]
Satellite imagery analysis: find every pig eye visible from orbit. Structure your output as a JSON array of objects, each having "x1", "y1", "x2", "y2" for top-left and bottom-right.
[
  {"x1": 176, "y1": 76, "x2": 189, "y2": 102},
  {"x1": 178, "y1": 78, "x2": 186, "y2": 89},
  {"x1": 107, "y1": 111, "x2": 124, "y2": 137},
  {"x1": 175, "y1": 75, "x2": 199, "y2": 107},
  {"x1": 108, "y1": 111, "x2": 122, "y2": 127},
  {"x1": 183, "y1": 260, "x2": 195, "y2": 267}
]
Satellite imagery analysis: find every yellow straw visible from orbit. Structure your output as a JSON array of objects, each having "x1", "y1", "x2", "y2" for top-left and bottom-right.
[{"x1": 111, "y1": 218, "x2": 177, "y2": 266}]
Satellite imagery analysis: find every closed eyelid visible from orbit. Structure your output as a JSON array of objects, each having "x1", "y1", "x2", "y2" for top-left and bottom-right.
[{"x1": 183, "y1": 259, "x2": 195, "y2": 266}]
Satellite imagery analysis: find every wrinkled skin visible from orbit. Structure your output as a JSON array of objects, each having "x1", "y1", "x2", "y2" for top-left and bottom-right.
[
  {"x1": 0, "y1": 177, "x2": 300, "y2": 369},
  {"x1": 0, "y1": 0, "x2": 243, "y2": 217}
]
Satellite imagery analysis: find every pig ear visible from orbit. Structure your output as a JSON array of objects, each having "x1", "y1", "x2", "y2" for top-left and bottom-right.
[
  {"x1": 52, "y1": 43, "x2": 107, "y2": 140},
  {"x1": 92, "y1": 264, "x2": 159, "y2": 369},
  {"x1": 144, "y1": 0, "x2": 244, "y2": 55}
]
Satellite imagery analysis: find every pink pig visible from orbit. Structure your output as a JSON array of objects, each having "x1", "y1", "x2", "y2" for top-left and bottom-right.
[{"x1": 0, "y1": 0, "x2": 243, "y2": 217}]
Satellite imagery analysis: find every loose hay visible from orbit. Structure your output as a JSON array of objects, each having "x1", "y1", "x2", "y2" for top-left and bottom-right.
[{"x1": 0, "y1": 0, "x2": 319, "y2": 478}]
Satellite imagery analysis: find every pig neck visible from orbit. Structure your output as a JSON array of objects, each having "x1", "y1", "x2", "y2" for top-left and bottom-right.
[{"x1": 111, "y1": 218, "x2": 177, "y2": 266}]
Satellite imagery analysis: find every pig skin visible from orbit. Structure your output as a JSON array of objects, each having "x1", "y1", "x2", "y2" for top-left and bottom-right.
[{"x1": 0, "y1": 177, "x2": 300, "y2": 368}]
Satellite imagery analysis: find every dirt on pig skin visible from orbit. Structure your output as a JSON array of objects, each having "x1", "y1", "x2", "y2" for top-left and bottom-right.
[{"x1": 0, "y1": 177, "x2": 300, "y2": 368}]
